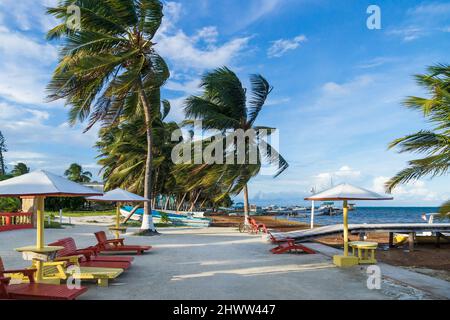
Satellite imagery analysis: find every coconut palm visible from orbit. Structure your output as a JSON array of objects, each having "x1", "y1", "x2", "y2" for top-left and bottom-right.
[
  {"x1": 0, "y1": 131, "x2": 7, "y2": 176},
  {"x1": 386, "y1": 64, "x2": 450, "y2": 193},
  {"x1": 46, "y1": 0, "x2": 169, "y2": 233},
  {"x1": 96, "y1": 100, "x2": 176, "y2": 200},
  {"x1": 11, "y1": 163, "x2": 30, "y2": 177},
  {"x1": 184, "y1": 67, "x2": 289, "y2": 223},
  {"x1": 64, "y1": 163, "x2": 92, "y2": 183}
]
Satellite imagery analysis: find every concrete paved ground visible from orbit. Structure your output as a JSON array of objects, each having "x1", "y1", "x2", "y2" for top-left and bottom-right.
[{"x1": 0, "y1": 225, "x2": 441, "y2": 300}]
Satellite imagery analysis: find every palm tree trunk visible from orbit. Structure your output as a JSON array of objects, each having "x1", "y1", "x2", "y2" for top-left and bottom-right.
[
  {"x1": 243, "y1": 184, "x2": 250, "y2": 225},
  {"x1": 137, "y1": 80, "x2": 156, "y2": 233},
  {"x1": 189, "y1": 190, "x2": 202, "y2": 212},
  {"x1": 177, "y1": 193, "x2": 187, "y2": 212},
  {"x1": 164, "y1": 196, "x2": 170, "y2": 210}
]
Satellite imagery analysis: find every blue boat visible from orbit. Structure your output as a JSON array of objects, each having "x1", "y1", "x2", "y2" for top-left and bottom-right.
[{"x1": 120, "y1": 206, "x2": 211, "y2": 227}]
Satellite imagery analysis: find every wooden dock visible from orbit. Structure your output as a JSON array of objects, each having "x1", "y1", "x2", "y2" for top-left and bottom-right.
[{"x1": 271, "y1": 223, "x2": 450, "y2": 250}]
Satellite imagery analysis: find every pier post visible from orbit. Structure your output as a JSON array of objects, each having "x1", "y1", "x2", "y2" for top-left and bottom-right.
[
  {"x1": 408, "y1": 232, "x2": 415, "y2": 252},
  {"x1": 389, "y1": 232, "x2": 394, "y2": 248}
]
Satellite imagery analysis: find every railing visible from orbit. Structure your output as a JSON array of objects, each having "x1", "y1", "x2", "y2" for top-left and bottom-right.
[{"x1": 0, "y1": 212, "x2": 33, "y2": 232}]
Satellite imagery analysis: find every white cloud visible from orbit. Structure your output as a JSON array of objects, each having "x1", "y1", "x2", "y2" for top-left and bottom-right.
[
  {"x1": 356, "y1": 57, "x2": 397, "y2": 69},
  {"x1": 157, "y1": 30, "x2": 250, "y2": 70},
  {"x1": 386, "y1": 27, "x2": 425, "y2": 42},
  {"x1": 165, "y1": 78, "x2": 202, "y2": 94},
  {"x1": 193, "y1": 26, "x2": 219, "y2": 44},
  {"x1": 407, "y1": 3, "x2": 450, "y2": 16},
  {"x1": 372, "y1": 176, "x2": 446, "y2": 202},
  {"x1": 155, "y1": 2, "x2": 250, "y2": 73},
  {"x1": 313, "y1": 166, "x2": 362, "y2": 189},
  {"x1": 322, "y1": 75, "x2": 373, "y2": 96},
  {"x1": 265, "y1": 97, "x2": 291, "y2": 106},
  {"x1": 246, "y1": 0, "x2": 281, "y2": 27},
  {"x1": 335, "y1": 166, "x2": 361, "y2": 179},
  {"x1": 267, "y1": 35, "x2": 307, "y2": 58}
]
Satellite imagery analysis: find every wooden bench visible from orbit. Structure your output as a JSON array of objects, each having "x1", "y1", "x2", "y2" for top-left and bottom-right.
[{"x1": 349, "y1": 241, "x2": 378, "y2": 264}]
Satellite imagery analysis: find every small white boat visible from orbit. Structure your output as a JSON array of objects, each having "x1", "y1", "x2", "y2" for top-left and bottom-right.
[{"x1": 120, "y1": 206, "x2": 211, "y2": 227}]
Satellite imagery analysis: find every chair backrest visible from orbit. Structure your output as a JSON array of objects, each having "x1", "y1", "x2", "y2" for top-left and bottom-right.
[
  {"x1": 95, "y1": 231, "x2": 108, "y2": 245},
  {"x1": 49, "y1": 238, "x2": 78, "y2": 257}
]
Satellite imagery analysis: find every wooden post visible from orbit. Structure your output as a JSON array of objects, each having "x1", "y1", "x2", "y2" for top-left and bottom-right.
[
  {"x1": 408, "y1": 232, "x2": 415, "y2": 252},
  {"x1": 436, "y1": 232, "x2": 441, "y2": 249},
  {"x1": 35, "y1": 196, "x2": 45, "y2": 282},
  {"x1": 310, "y1": 200, "x2": 315, "y2": 229},
  {"x1": 389, "y1": 232, "x2": 394, "y2": 248},
  {"x1": 343, "y1": 200, "x2": 349, "y2": 256},
  {"x1": 115, "y1": 202, "x2": 121, "y2": 239}
]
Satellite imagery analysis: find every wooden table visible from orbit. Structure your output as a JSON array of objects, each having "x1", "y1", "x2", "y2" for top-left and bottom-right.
[
  {"x1": 15, "y1": 246, "x2": 65, "y2": 283},
  {"x1": 349, "y1": 241, "x2": 378, "y2": 264}
]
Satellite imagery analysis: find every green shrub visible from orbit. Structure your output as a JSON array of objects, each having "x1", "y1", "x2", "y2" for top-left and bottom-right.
[
  {"x1": 0, "y1": 197, "x2": 20, "y2": 212},
  {"x1": 160, "y1": 212, "x2": 171, "y2": 224}
]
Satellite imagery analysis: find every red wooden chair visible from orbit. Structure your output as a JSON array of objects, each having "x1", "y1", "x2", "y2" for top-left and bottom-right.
[
  {"x1": 94, "y1": 231, "x2": 152, "y2": 255},
  {"x1": 249, "y1": 218, "x2": 268, "y2": 234},
  {"x1": 268, "y1": 232, "x2": 316, "y2": 255},
  {"x1": 0, "y1": 258, "x2": 87, "y2": 300},
  {"x1": 49, "y1": 238, "x2": 132, "y2": 270}
]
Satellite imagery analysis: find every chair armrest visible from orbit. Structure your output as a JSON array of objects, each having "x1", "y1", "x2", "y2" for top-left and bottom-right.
[
  {"x1": 0, "y1": 277, "x2": 11, "y2": 285},
  {"x1": 106, "y1": 238, "x2": 125, "y2": 246},
  {"x1": 3, "y1": 268, "x2": 36, "y2": 282},
  {"x1": 74, "y1": 249, "x2": 96, "y2": 260},
  {"x1": 106, "y1": 238, "x2": 124, "y2": 244},
  {"x1": 54, "y1": 256, "x2": 80, "y2": 264}
]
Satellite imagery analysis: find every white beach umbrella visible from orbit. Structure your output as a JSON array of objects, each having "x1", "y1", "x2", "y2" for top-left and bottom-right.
[
  {"x1": 0, "y1": 170, "x2": 102, "y2": 281},
  {"x1": 87, "y1": 188, "x2": 149, "y2": 203},
  {"x1": 87, "y1": 188, "x2": 149, "y2": 237},
  {"x1": 0, "y1": 170, "x2": 103, "y2": 197},
  {"x1": 305, "y1": 183, "x2": 393, "y2": 266}
]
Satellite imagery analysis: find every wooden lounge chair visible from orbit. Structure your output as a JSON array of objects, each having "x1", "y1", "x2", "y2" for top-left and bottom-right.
[
  {"x1": 10, "y1": 257, "x2": 123, "y2": 287},
  {"x1": 249, "y1": 218, "x2": 268, "y2": 234},
  {"x1": 268, "y1": 231, "x2": 316, "y2": 255},
  {"x1": 49, "y1": 238, "x2": 133, "y2": 269},
  {"x1": 94, "y1": 231, "x2": 152, "y2": 255},
  {"x1": 0, "y1": 258, "x2": 87, "y2": 300}
]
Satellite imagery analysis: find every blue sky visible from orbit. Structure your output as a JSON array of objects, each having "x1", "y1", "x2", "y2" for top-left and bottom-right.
[{"x1": 0, "y1": 0, "x2": 448, "y2": 206}]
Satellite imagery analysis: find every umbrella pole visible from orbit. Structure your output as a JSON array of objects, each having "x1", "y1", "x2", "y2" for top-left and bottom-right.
[
  {"x1": 35, "y1": 196, "x2": 45, "y2": 282},
  {"x1": 343, "y1": 200, "x2": 349, "y2": 256},
  {"x1": 116, "y1": 202, "x2": 120, "y2": 239}
]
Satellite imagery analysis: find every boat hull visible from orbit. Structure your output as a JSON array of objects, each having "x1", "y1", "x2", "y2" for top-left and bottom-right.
[{"x1": 120, "y1": 206, "x2": 211, "y2": 227}]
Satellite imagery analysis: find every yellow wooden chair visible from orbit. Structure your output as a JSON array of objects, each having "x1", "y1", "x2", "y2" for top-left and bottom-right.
[{"x1": 10, "y1": 256, "x2": 123, "y2": 287}]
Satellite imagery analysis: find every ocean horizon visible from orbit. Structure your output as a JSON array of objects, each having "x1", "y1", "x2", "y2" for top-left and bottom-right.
[{"x1": 282, "y1": 206, "x2": 444, "y2": 225}]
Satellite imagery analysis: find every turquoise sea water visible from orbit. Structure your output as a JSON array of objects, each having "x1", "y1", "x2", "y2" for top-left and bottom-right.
[{"x1": 286, "y1": 207, "x2": 445, "y2": 225}]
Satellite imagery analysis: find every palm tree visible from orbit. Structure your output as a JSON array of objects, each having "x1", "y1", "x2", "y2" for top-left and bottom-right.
[
  {"x1": 46, "y1": 0, "x2": 169, "y2": 234},
  {"x1": 184, "y1": 67, "x2": 289, "y2": 223},
  {"x1": 96, "y1": 100, "x2": 176, "y2": 199},
  {"x1": 386, "y1": 64, "x2": 449, "y2": 193},
  {"x1": 0, "y1": 131, "x2": 7, "y2": 176},
  {"x1": 11, "y1": 163, "x2": 30, "y2": 176},
  {"x1": 64, "y1": 163, "x2": 92, "y2": 183}
]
